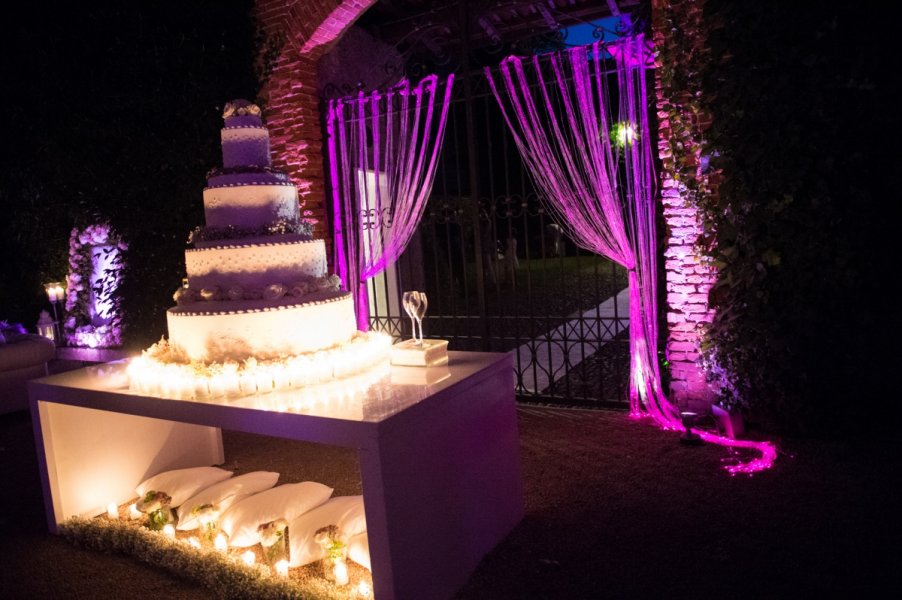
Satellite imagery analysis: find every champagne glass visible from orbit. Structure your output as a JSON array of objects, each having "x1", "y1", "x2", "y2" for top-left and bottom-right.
[
  {"x1": 414, "y1": 292, "x2": 428, "y2": 345},
  {"x1": 402, "y1": 291, "x2": 419, "y2": 344}
]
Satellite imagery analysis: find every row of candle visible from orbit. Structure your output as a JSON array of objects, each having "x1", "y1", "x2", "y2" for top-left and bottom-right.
[{"x1": 127, "y1": 333, "x2": 392, "y2": 401}]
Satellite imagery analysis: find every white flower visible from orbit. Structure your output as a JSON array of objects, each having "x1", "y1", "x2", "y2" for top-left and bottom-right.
[
  {"x1": 289, "y1": 281, "x2": 311, "y2": 297},
  {"x1": 174, "y1": 287, "x2": 197, "y2": 305},
  {"x1": 200, "y1": 287, "x2": 221, "y2": 301},
  {"x1": 263, "y1": 284, "x2": 286, "y2": 301},
  {"x1": 137, "y1": 490, "x2": 171, "y2": 513},
  {"x1": 257, "y1": 519, "x2": 288, "y2": 547},
  {"x1": 192, "y1": 503, "x2": 220, "y2": 526}
]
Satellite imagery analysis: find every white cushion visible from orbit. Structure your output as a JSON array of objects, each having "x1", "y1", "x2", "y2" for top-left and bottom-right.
[
  {"x1": 288, "y1": 496, "x2": 367, "y2": 567},
  {"x1": 219, "y1": 482, "x2": 333, "y2": 548},
  {"x1": 135, "y1": 466, "x2": 233, "y2": 508},
  {"x1": 176, "y1": 471, "x2": 280, "y2": 531},
  {"x1": 348, "y1": 532, "x2": 371, "y2": 571}
]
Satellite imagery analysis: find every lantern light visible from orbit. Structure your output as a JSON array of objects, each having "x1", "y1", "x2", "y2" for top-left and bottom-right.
[
  {"x1": 36, "y1": 310, "x2": 58, "y2": 344},
  {"x1": 611, "y1": 121, "x2": 638, "y2": 148},
  {"x1": 44, "y1": 281, "x2": 65, "y2": 303}
]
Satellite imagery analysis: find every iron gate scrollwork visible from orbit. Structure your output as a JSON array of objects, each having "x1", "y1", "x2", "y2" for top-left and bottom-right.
[{"x1": 329, "y1": 61, "x2": 631, "y2": 408}]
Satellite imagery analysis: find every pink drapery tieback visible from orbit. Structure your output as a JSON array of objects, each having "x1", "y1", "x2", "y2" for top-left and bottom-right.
[
  {"x1": 328, "y1": 74, "x2": 454, "y2": 331},
  {"x1": 485, "y1": 37, "x2": 775, "y2": 474}
]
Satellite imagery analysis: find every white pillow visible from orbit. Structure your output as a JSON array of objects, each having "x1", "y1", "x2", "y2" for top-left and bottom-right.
[
  {"x1": 348, "y1": 532, "x2": 371, "y2": 571},
  {"x1": 288, "y1": 496, "x2": 368, "y2": 567},
  {"x1": 135, "y1": 466, "x2": 233, "y2": 508},
  {"x1": 176, "y1": 471, "x2": 280, "y2": 531},
  {"x1": 219, "y1": 482, "x2": 333, "y2": 548}
]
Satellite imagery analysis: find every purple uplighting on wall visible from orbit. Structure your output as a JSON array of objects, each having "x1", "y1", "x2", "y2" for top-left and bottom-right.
[
  {"x1": 486, "y1": 37, "x2": 775, "y2": 474},
  {"x1": 64, "y1": 224, "x2": 126, "y2": 348},
  {"x1": 328, "y1": 74, "x2": 454, "y2": 330}
]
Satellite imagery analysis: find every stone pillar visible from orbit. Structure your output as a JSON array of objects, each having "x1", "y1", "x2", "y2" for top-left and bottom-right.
[{"x1": 652, "y1": 0, "x2": 717, "y2": 411}]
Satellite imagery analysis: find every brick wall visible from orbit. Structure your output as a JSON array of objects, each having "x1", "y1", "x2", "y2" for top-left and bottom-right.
[
  {"x1": 652, "y1": 0, "x2": 717, "y2": 411},
  {"x1": 255, "y1": 0, "x2": 376, "y2": 245}
]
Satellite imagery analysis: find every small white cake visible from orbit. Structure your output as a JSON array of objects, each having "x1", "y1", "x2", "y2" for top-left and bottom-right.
[{"x1": 390, "y1": 339, "x2": 450, "y2": 367}]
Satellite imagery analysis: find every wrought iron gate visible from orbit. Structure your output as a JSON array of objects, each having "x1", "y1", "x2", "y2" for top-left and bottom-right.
[{"x1": 331, "y1": 66, "x2": 630, "y2": 408}]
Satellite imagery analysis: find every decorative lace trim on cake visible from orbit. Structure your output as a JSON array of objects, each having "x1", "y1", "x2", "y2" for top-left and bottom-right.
[
  {"x1": 126, "y1": 331, "x2": 393, "y2": 400},
  {"x1": 170, "y1": 282, "x2": 346, "y2": 316},
  {"x1": 203, "y1": 180, "x2": 295, "y2": 190},
  {"x1": 188, "y1": 219, "x2": 313, "y2": 245},
  {"x1": 185, "y1": 237, "x2": 322, "y2": 253},
  {"x1": 222, "y1": 124, "x2": 267, "y2": 130},
  {"x1": 205, "y1": 165, "x2": 289, "y2": 180}
]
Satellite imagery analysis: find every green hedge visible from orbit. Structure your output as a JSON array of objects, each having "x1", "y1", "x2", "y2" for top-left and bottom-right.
[{"x1": 697, "y1": 1, "x2": 893, "y2": 435}]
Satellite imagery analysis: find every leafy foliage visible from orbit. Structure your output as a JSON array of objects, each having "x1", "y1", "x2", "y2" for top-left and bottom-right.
[{"x1": 693, "y1": 1, "x2": 894, "y2": 434}]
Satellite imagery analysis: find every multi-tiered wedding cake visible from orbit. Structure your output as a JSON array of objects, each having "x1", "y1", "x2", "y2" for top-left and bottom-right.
[{"x1": 128, "y1": 100, "x2": 389, "y2": 398}]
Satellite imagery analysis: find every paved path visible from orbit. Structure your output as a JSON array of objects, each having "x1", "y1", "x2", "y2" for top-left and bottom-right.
[{"x1": 516, "y1": 287, "x2": 630, "y2": 393}]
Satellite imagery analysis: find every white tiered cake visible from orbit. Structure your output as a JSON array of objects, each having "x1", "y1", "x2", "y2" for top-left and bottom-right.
[{"x1": 128, "y1": 100, "x2": 389, "y2": 398}]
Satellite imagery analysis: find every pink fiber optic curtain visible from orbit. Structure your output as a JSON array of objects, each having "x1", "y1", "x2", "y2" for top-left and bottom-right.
[
  {"x1": 486, "y1": 37, "x2": 679, "y2": 425},
  {"x1": 327, "y1": 74, "x2": 454, "y2": 330}
]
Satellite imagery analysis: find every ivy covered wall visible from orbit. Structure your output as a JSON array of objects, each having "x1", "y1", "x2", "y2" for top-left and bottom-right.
[
  {"x1": 652, "y1": 0, "x2": 718, "y2": 411},
  {"x1": 657, "y1": 0, "x2": 894, "y2": 435}
]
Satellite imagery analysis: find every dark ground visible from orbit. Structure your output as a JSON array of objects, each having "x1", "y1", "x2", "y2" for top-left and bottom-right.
[{"x1": 0, "y1": 400, "x2": 897, "y2": 599}]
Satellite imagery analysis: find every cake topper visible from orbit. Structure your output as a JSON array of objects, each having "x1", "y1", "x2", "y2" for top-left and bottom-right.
[{"x1": 222, "y1": 99, "x2": 261, "y2": 119}]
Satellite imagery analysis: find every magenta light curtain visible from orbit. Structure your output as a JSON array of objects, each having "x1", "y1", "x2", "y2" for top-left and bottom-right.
[
  {"x1": 328, "y1": 74, "x2": 454, "y2": 330},
  {"x1": 485, "y1": 37, "x2": 677, "y2": 425},
  {"x1": 486, "y1": 38, "x2": 776, "y2": 473}
]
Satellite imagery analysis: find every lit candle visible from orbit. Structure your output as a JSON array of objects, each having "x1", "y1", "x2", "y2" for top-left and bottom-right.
[
  {"x1": 272, "y1": 364, "x2": 290, "y2": 390},
  {"x1": 163, "y1": 524, "x2": 176, "y2": 539},
  {"x1": 129, "y1": 503, "x2": 142, "y2": 519},
  {"x1": 241, "y1": 550, "x2": 255, "y2": 566},
  {"x1": 333, "y1": 560, "x2": 349, "y2": 586},
  {"x1": 356, "y1": 580, "x2": 372, "y2": 598},
  {"x1": 45, "y1": 282, "x2": 65, "y2": 303},
  {"x1": 106, "y1": 502, "x2": 119, "y2": 519},
  {"x1": 275, "y1": 560, "x2": 289, "y2": 577},
  {"x1": 238, "y1": 370, "x2": 255, "y2": 395},
  {"x1": 193, "y1": 376, "x2": 211, "y2": 400},
  {"x1": 208, "y1": 374, "x2": 226, "y2": 398},
  {"x1": 214, "y1": 533, "x2": 228, "y2": 552}
]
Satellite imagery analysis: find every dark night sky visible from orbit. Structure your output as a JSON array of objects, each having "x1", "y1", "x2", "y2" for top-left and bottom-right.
[{"x1": 0, "y1": 1, "x2": 258, "y2": 330}]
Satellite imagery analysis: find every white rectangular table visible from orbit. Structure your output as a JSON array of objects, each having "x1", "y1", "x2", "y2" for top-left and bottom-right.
[{"x1": 29, "y1": 351, "x2": 524, "y2": 600}]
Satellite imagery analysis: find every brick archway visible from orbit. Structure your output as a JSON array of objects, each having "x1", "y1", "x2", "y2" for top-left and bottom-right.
[
  {"x1": 256, "y1": 0, "x2": 720, "y2": 409},
  {"x1": 255, "y1": 0, "x2": 377, "y2": 244}
]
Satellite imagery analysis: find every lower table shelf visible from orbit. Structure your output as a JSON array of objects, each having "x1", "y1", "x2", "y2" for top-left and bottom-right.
[{"x1": 29, "y1": 351, "x2": 524, "y2": 600}]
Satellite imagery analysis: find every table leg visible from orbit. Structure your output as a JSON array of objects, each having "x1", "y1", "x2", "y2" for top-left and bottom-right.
[{"x1": 358, "y1": 366, "x2": 524, "y2": 599}]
